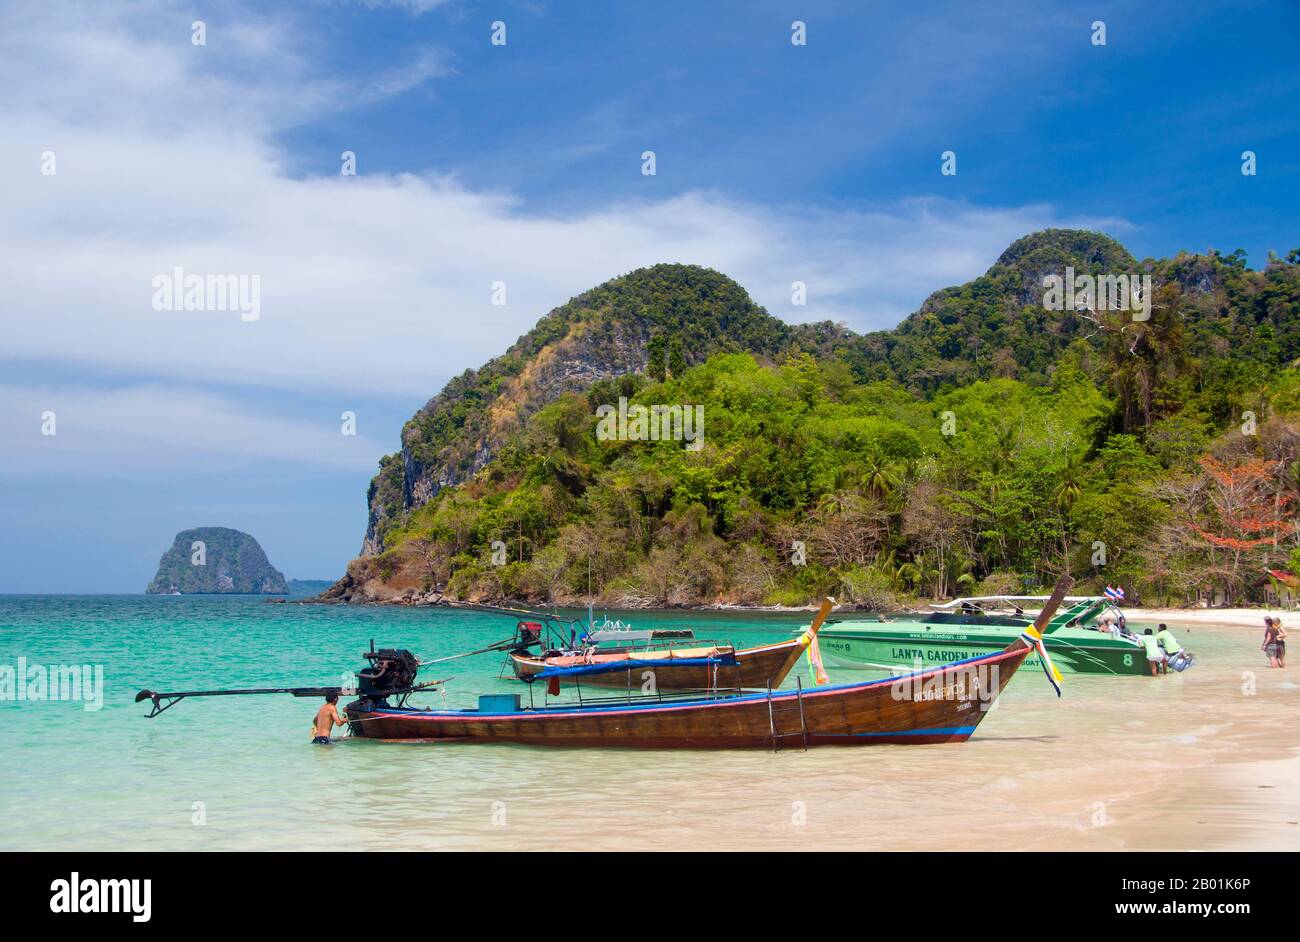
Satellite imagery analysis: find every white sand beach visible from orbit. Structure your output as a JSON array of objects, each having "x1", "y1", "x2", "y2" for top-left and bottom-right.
[{"x1": 1125, "y1": 607, "x2": 1297, "y2": 629}]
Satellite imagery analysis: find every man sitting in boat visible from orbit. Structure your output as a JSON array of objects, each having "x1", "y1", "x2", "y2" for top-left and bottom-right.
[
  {"x1": 1139, "y1": 629, "x2": 1167, "y2": 676},
  {"x1": 312, "y1": 693, "x2": 347, "y2": 744}
]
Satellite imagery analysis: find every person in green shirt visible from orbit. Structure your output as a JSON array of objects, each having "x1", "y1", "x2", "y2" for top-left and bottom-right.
[
  {"x1": 1159, "y1": 623, "x2": 1180, "y2": 654},
  {"x1": 1139, "y1": 628, "x2": 1166, "y2": 676}
]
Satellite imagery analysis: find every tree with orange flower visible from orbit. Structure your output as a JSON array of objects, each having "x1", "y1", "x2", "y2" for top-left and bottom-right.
[{"x1": 1195, "y1": 454, "x2": 1294, "y2": 599}]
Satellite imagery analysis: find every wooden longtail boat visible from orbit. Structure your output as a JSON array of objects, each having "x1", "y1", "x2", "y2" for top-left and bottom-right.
[
  {"x1": 506, "y1": 599, "x2": 834, "y2": 691},
  {"x1": 344, "y1": 578, "x2": 1073, "y2": 748}
]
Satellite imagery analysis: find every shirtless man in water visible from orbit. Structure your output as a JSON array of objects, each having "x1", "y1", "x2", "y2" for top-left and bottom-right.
[{"x1": 312, "y1": 692, "x2": 348, "y2": 744}]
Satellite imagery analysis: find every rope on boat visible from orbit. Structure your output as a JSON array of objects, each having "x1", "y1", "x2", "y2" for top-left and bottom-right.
[{"x1": 416, "y1": 637, "x2": 519, "y2": 666}]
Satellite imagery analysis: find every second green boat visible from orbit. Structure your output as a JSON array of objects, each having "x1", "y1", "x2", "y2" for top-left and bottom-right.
[{"x1": 817, "y1": 596, "x2": 1154, "y2": 676}]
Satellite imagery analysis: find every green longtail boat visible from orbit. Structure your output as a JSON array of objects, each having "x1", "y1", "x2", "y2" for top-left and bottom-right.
[{"x1": 816, "y1": 596, "x2": 1155, "y2": 676}]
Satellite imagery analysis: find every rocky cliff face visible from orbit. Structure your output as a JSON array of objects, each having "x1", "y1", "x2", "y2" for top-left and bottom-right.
[
  {"x1": 360, "y1": 263, "x2": 805, "y2": 555},
  {"x1": 146, "y1": 527, "x2": 288, "y2": 594},
  {"x1": 367, "y1": 317, "x2": 651, "y2": 554}
]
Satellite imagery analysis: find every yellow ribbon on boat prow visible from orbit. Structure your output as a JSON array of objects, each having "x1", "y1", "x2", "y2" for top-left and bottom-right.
[
  {"x1": 1042, "y1": 643, "x2": 1064, "y2": 685},
  {"x1": 1021, "y1": 576, "x2": 1071, "y2": 695},
  {"x1": 800, "y1": 596, "x2": 834, "y2": 685},
  {"x1": 798, "y1": 596, "x2": 836, "y2": 647},
  {"x1": 1025, "y1": 621, "x2": 1063, "y2": 681}
]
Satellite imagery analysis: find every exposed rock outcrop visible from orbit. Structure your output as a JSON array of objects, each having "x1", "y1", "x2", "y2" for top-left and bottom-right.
[
  {"x1": 360, "y1": 263, "x2": 806, "y2": 555},
  {"x1": 146, "y1": 527, "x2": 288, "y2": 594}
]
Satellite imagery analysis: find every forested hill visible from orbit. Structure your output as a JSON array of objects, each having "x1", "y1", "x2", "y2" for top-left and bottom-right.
[
  {"x1": 334, "y1": 229, "x2": 1300, "y2": 609},
  {"x1": 361, "y1": 263, "x2": 847, "y2": 554},
  {"x1": 848, "y1": 229, "x2": 1300, "y2": 399},
  {"x1": 848, "y1": 229, "x2": 1141, "y2": 391}
]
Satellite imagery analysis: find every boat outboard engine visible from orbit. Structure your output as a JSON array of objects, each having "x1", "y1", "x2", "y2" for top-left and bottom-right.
[
  {"x1": 352, "y1": 648, "x2": 420, "y2": 710},
  {"x1": 513, "y1": 621, "x2": 545, "y2": 652}
]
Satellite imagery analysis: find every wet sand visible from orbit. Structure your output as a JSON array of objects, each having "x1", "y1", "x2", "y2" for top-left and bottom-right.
[{"x1": 351, "y1": 621, "x2": 1297, "y2": 852}]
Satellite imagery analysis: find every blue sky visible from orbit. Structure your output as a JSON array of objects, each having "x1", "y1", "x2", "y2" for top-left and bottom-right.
[{"x1": 1, "y1": 0, "x2": 1297, "y2": 592}]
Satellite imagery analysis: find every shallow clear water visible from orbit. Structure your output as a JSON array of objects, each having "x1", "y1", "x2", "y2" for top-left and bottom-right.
[
  {"x1": 0, "y1": 595, "x2": 808, "y2": 849},
  {"x1": 1, "y1": 595, "x2": 1291, "y2": 851}
]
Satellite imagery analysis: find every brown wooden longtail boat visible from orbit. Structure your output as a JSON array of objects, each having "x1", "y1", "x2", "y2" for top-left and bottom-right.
[
  {"x1": 506, "y1": 599, "x2": 835, "y2": 691},
  {"x1": 344, "y1": 578, "x2": 1073, "y2": 748}
]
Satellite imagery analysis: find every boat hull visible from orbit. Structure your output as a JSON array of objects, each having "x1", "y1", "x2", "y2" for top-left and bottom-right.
[
  {"x1": 507, "y1": 641, "x2": 799, "y2": 691},
  {"x1": 346, "y1": 645, "x2": 1030, "y2": 747},
  {"x1": 818, "y1": 628, "x2": 1148, "y2": 676}
]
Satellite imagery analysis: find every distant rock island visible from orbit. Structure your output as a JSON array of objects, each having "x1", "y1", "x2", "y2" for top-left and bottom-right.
[{"x1": 146, "y1": 527, "x2": 288, "y2": 594}]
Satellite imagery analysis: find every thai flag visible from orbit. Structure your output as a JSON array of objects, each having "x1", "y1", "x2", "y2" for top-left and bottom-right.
[{"x1": 1104, "y1": 585, "x2": 1125, "y2": 602}]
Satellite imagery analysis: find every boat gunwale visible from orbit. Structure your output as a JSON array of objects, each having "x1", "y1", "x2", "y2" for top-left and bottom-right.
[
  {"x1": 355, "y1": 645, "x2": 1027, "y2": 721},
  {"x1": 817, "y1": 626, "x2": 1143, "y2": 649},
  {"x1": 515, "y1": 636, "x2": 804, "y2": 662}
]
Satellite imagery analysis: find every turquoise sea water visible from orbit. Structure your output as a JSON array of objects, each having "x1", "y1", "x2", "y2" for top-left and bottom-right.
[
  {"x1": 0, "y1": 594, "x2": 810, "y2": 850},
  {"x1": 4, "y1": 594, "x2": 1291, "y2": 851}
]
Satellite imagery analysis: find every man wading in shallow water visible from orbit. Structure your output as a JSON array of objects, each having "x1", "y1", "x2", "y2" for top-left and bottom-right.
[
  {"x1": 1139, "y1": 628, "x2": 1167, "y2": 676},
  {"x1": 312, "y1": 692, "x2": 347, "y2": 744}
]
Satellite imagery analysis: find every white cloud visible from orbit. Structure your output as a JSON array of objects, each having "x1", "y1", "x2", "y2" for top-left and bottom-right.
[
  {"x1": 0, "y1": 383, "x2": 386, "y2": 478},
  {"x1": 1, "y1": 1, "x2": 1128, "y2": 407}
]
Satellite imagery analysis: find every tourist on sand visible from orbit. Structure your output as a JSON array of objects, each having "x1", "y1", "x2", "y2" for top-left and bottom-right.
[
  {"x1": 312, "y1": 692, "x2": 348, "y2": 744},
  {"x1": 1262, "y1": 617, "x2": 1287, "y2": 669},
  {"x1": 1139, "y1": 628, "x2": 1166, "y2": 676}
]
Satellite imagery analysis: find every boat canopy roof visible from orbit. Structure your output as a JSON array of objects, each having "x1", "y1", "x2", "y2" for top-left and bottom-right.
[
  {"x1": 932, "y1": 595, "x2": 1111, "y2": 609},
  {"x1": 927, "y1": 595, "x2": 1122, "y2": 632},
  {"x1": 587, "y1": 627, "x2": 696, "y2": 644}
]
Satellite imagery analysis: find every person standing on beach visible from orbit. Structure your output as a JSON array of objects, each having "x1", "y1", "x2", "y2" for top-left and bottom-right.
[
  {"x1": 1262, "y1": 617, "x2": 1287, "y2": 669},
  {"x1": 1139, "y1": 628, "x2": 1166, "y2": 676}
]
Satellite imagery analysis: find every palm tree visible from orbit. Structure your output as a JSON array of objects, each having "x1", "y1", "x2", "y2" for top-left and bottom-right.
[
  {"x1": 990, "y1": 423, "x2": 1018, "y2": 475},
  {"x1": 942, "y1": 553, "x2": 976, "y2": 599},
  {"x1": 859, "y1": 447, "x2": 898, "y2": 500},
  {"x1": 900, "y1": 553, "x2": 942, "y2": 597},
  {"x1": 1054, "y1": 457, "x2": 1084, "y2": 511},
  {"x1": 816, "y1": 489, "x2": 856, "y2": 518},
  {"x1": 866, "y1": 550, "x2": 907, "y2": 593},
  {"x1": 1054, "y1": 455, "x2": 1085, "y2": 575}
]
